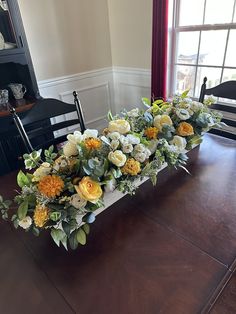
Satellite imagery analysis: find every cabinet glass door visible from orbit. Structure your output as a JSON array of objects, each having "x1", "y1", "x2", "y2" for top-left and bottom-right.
[{"x1": 0, "y1": 0, "x2": 17, "y2": 50}]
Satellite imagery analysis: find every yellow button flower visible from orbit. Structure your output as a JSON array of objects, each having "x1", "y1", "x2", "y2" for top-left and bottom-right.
[
  {"x1": 84, "y1": 137, "x2": 102, "y2": 150},
  {"x1": 38, "y1": 175, "x2": 64, "y2": 198},
  {"x1": 75, "y1": 176, "x2": 103, "y2": 203},
  {"x1": 144, "y1": 127, "x2": 158, "y2": 139},
  {"x1": 121, "y1": 158, "x2": 141, "y2": 176},
  {"x1": 33, "y1": 205, "x2": 49, "y2": 228}
]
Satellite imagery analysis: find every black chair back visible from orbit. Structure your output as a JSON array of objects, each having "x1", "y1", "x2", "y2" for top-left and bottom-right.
[
  {"x1": 199, "y1": 77, "x2": 236, "y2": 140},
  {"x1": 10, "y1": 91, "x2": 86, "y2": 153}
]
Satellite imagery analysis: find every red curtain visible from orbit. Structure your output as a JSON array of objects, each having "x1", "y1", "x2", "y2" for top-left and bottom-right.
[{"x1": 151, "y1": 0, "x2": 169, "y2": 100}]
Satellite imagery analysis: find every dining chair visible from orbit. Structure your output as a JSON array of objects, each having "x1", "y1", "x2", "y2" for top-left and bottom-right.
[
  {"x1": 199, "y1": 77, "x2": 236, "y2": 140},
  {"x1": 9, "y1": 91, "x2": 86, "y2": 153}
]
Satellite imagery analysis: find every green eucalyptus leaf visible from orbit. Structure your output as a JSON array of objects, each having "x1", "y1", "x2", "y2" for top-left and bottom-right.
[
  {"x1": 61, "y1": 236, "x2": 68, "y2": 251},
  {"x1": 32, "y1": 226, "x2": 40, "y2": 237},
  {"x1": 62, "y1": 221, "x2": 71, "y2": 237},
  {"x1": 51, "y1": 228, "x2": 66, "y2": 247},
  {"x1": 17, "y1": 200, "x2": 28, "y2": 220},
  {"x1": 76, "y1": 228, "x2": 86, "y2": 245},
  {"x1": 69, "y1": 230, "x2": 79, "y2": 250},
  {"x1": 82, "y1": 223, "x2": 90, "y2": 235}
]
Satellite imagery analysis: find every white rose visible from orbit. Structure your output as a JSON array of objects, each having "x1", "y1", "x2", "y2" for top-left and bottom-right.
[
  {"x1": 153, "y1": 114, "x2": 173, "y2": 132},
  {"x1": 170, "y1": 135, "x2": 187, "y2": 151},
  {"x1": 108, "y1": 132, "x2": 121, "y2": 141},
  {"x1": 32, "y1": 162, "x2": 51, "y2": 181},
  {"x1": 134, "y1": 143, "x2": 146, "y2": 154},
  {"x1": 19, "y1": 216, "x2": 32, "y2": 230},
  {"x1": 126, "y1": 134, "x2": 140, "y2": 145},
  {"x1": 63, "y1": 142, "x2": 78, "y2": 157},
  {"x1": 67, "y1": 131, "x2": 83, "y2": 144},
  {"x1": 122, "y1": 143, "x2": 133, "y2": 154},
  {"x1": 70, "y1": 194, "x2": 87, "y2": 209},
  {"x1": 134, "y1": 152, "x2": 146, "y2": 163},
  {"x1": 108, "y1": 150, "x2": 127, "y2": 167},
  {"x1": 105, "y1": 177, "x2": 116, "y2": 193},
  {"x1": 147, "y1": 139, "x2": 158, "y2": 154},
  {"x1": 176, "y1": 108, "x2": 191, "y2": 120},
  {"x1": 83, "y1": 129, "x2": 98, "y2": 139},
  {"x1": 191, "y1": 101, "x2": 204, "y2": 113},
  {"x1": 108, "y1": 119, "x2": 130, "y2": 134},
  {"x1": 127, "y1": 108, "x2": 139, "y2": 117},
  {"x1": 110, "y1": 140, "x2": 120, "y2": 150}
]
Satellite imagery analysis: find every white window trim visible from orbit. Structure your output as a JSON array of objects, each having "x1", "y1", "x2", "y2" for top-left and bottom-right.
[{"x1": 168, "y1": 0, "x2": 236, "y2": 99}]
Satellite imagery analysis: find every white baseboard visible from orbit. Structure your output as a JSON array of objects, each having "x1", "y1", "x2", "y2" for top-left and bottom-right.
[{"x1": 37, "y1": 66, "x2": 151, "y2": 132}]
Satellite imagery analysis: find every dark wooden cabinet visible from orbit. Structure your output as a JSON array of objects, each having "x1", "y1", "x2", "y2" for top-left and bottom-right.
[{"x1": 0, "y1": 0, "x2": 41, "y2": 175}]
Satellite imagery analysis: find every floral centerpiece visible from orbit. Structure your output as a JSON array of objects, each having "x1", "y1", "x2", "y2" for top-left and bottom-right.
[{"x1": 0, "y1": 92, "x2": 223, "y2": 250}]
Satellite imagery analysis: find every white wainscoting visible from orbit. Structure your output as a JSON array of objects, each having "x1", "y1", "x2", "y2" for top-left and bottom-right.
[
  {"x1": 38, "y1": 67, "x2": 151, "y2": 134},
  {"x1": 113, "y1": 67, "x2": 151, "y2": 113}
]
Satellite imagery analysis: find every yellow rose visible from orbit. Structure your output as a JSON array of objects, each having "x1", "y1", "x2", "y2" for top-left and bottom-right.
[
  {"x1": 153, "y1": 114, "x2": 173, "y2": 132},
  {"x1": 108, "y1": 150, "x2": 127, "y2": 167},
  {"x1": 75, "y1": 176, "x2": 103, "y2": 203},
  {"x1": 108, "y1": 119, "x2": 130, "y2": 134},
  {"x1": 177, "y1": 122, "x2": 194, "y2": 137}
]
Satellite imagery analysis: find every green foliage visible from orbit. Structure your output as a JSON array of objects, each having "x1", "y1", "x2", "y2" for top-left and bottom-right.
[
  {"x1": 17, "y1": 170, "x2": 31, "y2": 188},
  {"x1": 51, "y1": 228, "x2": 67, "y2": 249},
  {"x1": 0, "y1": 195, "x2": 11, "y2": 220},
  {"x1": 23, "y1": 150, "x2": 41, "y2": 170},
  {"x1": 44, "y1": 145, "x2": 57, "y2": 163},
  {"x1": 141, "y1": 97, "x2": 151, "y2": 107},
  {"x1": 141, "y1": 160, "x2": 160, "y2": 185},
  {"x1": 76, "y1": 228, "x2": 86, "y2": 245},
  {"x1": 180, "y1": 89, "x2": 190, "y2": 98},
  {"x1": 117, "y1": 179, "x2": 137, "y2": 195},
  {"x1": 17, "y1": 200, "x2": 28, "y2": 220},
  {"x1": 107, "y1": 110, "x2": 114, "y2": 121}
]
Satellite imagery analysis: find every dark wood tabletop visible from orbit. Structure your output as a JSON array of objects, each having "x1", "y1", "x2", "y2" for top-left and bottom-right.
[{"x1": 0, "y1": 133, "x2": 235, "y2": 314}]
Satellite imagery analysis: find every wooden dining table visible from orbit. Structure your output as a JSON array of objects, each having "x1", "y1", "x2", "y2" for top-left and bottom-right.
[{"x1": 0, "y1": 133, "x2": 235, "y2": 314}]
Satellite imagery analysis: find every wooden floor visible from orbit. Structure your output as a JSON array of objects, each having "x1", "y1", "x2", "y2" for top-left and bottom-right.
[{"x1": 0, "y1": 134, "x2": 235, "y2": 314}]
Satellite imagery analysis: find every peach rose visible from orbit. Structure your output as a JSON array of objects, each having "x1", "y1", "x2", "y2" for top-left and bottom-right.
[
  {"x1": 177, "y1": 122, "x2": 194, "y2": 136},
  {"x1": 75, "y1": 176, "x2": 102, "y2": 203}
]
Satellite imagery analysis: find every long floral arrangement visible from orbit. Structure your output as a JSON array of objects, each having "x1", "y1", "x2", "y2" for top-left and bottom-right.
[{"x1": 0, "y1": 92, "x2": 223, "y2": 250}]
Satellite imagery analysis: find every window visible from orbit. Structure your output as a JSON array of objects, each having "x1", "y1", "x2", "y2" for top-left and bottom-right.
[{"x1": 168, "y1": 0, "x2": 236, "y2": 99}]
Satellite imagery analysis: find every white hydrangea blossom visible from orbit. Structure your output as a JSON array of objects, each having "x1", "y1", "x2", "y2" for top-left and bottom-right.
[
  {"x1": 126, "y1": 134, "x2": 140, "y2": 145},
  {"x1": 133, "y1": 152, "x2": 147, "y2": 163},
  {"x1": 122, "y1": 143, "x2": 133, "y2": 154},
  {"x1": 127, "y1": 108, "x2": 139, "y2": 117}
]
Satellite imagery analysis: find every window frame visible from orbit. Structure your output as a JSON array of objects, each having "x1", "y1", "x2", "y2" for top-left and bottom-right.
[{"x1": 168, "y1": 0, "x2": 236, "y2": 99}]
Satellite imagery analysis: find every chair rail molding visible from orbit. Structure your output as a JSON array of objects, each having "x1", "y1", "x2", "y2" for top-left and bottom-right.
[{"x1": 37, "y1": 66, "x2": 151, "y2": 131}]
